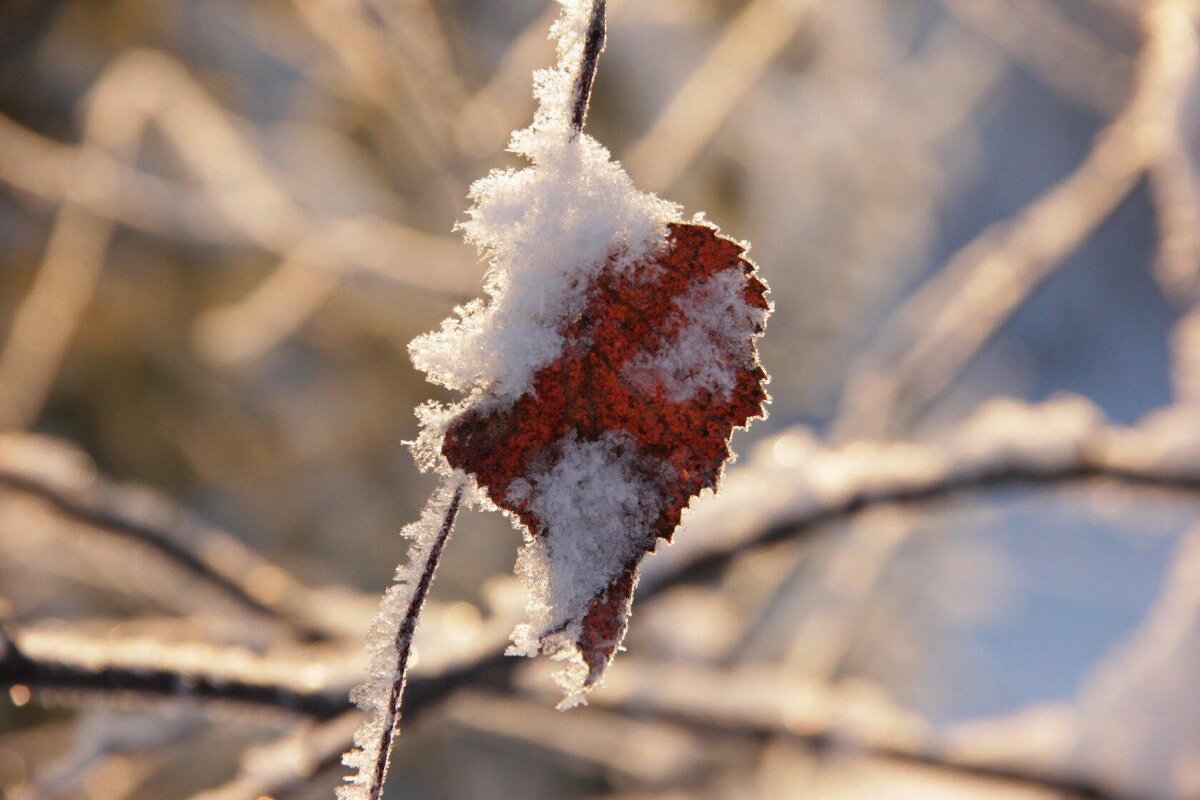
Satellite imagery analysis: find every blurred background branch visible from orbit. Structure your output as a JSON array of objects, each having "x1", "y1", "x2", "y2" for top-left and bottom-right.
[{"x1": 1, "y1": 0, "x2": 1198, "y2": 799}]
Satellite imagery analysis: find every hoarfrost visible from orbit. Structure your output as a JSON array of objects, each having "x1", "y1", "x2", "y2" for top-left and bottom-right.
[
  {"x1": 408, "y1": 0, "x2": 681, "y2": 406},
  {"x1": 339, "y1": 478, "x2": 462, "y2": 800}
]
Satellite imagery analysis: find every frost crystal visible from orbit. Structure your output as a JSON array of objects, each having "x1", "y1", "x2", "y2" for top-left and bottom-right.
[{"x1": 408, "y1": 0, "x2": 681, "y2": 406}]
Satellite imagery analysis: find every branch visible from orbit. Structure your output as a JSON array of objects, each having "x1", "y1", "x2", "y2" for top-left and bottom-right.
[
  {"x1": 832, "y1": 0, "x2": 1199, "y2": 438},
  {"x1": 440, "y1": 690, "x2": 706, "y2": 786},
  {"x1": 3, "y1": 398, "x2": 1199, "y2": 800},
  {"x1": 6, "y1": 399, "x2": 1200, "y2": 713},
  {"x1": 0, "y1": 58, "x2": 481, "y2": 287},
  {"x1": 642, "y1": 397, "x2": 1200, "y2": 595},
  {"x1": 0, "y1": 109, "x2": 480, "y2": 296},
  {"x1": 0, "y1": 626, "x2": 349, "y2": 719},
  {"x1": 11, "y1": 708, "x2": 204, "y2": 800},
  {"x1": 340, "y1": 478, "x2": 465, "y2": 800},
  {"x1": 538, "y1": 661, "x2": 1154, "y2": 800},
  {"x1": 186, "y1": 712, "x2": 360, "y2": 800},
  {"x1": 0, "y1": 633, "x2": 1154, "y2": 800},
  {"x1": 570, "y1": 0, "x2": 607, "y2": 136},
  {"x1": 6, "y1": 398, "x2": 1200, "y2": 702},
  {"x1": 0, "y1": 434, "x2": 335, "y2": 641}
]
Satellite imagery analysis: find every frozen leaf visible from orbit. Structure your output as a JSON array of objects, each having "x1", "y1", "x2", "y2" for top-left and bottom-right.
[
  {"x1": 405, "y1": 0, "x2": 771, "y2": 708},
  {"x1": 441, "y1": 222, "x2": 769, "y2": 704}
]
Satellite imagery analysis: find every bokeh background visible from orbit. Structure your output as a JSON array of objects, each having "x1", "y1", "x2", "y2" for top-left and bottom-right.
[{"x1": 1, "y1": 0, "x2": 1199, "y2": 798}]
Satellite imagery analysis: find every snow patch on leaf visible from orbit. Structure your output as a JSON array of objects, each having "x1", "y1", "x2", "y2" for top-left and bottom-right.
[
  {"x1": 623, "y1": 267, "x2": 770, "y2": 402},
  {"x1": 505, "y1": 431, "x2": 670, "y2": 704}
]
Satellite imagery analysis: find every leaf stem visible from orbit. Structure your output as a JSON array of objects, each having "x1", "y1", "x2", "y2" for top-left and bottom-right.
[{"x1": 569, "y1": 0, "x2": 607, "y2": 137}]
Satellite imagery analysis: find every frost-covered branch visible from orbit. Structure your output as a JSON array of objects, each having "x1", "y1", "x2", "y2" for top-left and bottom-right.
[
  {"x1": 527, "y1": 661, "x2": 1153, "y2": 800},
  {"x1": 187, "y1": 712, "x2": 360, "y2": 800},
  {"x1": 5, "y1": 397, "x2": 1200, "y2": 799},
  {"x1": 568, "y1": 0, "x2": 606, "y2": 134},
  {"x1": 339, "y1": 478, "x2": 464, "y2": 800},
  {"x1": 643, "y1": 396, "x2": 1200, "y2": 595},
  {"x1": 0, "y1": 637, "x2": 1153, "y2": 800},
  {"x1": 0, "y1": 434, "x2": 336, "y2": 641},
  {"x1": 8, "y1": 399, "x2": 1200, "y2": 719},
  {"x1": 0, "y1": 624, "x2": 351, "y2": 719}
]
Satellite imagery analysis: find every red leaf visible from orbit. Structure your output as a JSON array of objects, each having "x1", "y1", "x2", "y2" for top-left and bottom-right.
[{"x1": 444, "y1": 221, "x2": 769, "y2": 689}]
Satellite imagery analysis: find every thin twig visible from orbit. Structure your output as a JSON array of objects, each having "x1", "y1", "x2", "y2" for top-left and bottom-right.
[
  {"x1": 354, "y1": 480, "x2": 464, "y2": 800},
  {"x1": 570, "y1": 0, "x2": 607, "y2": 136}
]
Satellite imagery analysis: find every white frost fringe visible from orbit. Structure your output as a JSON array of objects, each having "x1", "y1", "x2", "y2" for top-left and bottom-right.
[{"x1": 338, "y1": 477, "x2": 462, "y2": 800}]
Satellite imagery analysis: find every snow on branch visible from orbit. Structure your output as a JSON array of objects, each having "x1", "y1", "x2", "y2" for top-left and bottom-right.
[
  {"x1": 5, "y1": 396, "x2": 1200, "y2": 800},
  {"x1": 642, "y1": 396, "x2": 1200, "y2": 594},
  {"x1": 520, "y1": 659, "x2": 1143, "y2": 800},
  {"x1": 339, "y1": 477, "x2": 465, "y2": 800},
  {"x1": 0, "y1": 622, "x2": 353, "y2": 719},
  {"x1": 7, "y1": 398, "x2": 1200, "y2": 724},
  {"x1": 0, "y1": 433, "x2": 335, "y2": 641}
]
